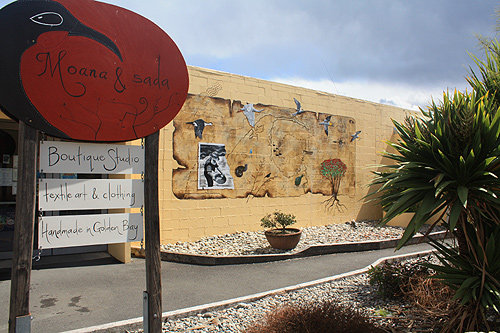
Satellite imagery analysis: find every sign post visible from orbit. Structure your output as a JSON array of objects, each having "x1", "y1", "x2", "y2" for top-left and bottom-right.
[
  {"x1": 8, "y1": 122, "x2": 38, "y2": 333},
  {"x1": 0, "y1": 1, "x2": 188, "y2": 332},
  {"x1": 144, "y1": 131, "x2": 162, "y2": 332}
]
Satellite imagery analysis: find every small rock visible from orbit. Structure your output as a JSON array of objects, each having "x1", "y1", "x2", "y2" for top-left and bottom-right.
[{"x1": 235, "y1": 302, "x2": 250, "y2": 309}]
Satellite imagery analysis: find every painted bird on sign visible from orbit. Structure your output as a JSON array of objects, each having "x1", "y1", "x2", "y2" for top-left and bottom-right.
[
  {"x1": 186, "y1": 119, "x2": 212, "y2": 139},
  {"x1": 0, "y1": 0, "x2": 189, "y2": 142}
]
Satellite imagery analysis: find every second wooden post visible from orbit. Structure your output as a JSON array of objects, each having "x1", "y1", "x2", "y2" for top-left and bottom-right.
[{"x1": 144, "y1": 131, "x2": 162, "y2": 332}]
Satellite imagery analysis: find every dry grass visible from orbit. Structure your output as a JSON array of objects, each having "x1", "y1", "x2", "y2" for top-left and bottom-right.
[
  {"x1": 385, "y1": 275, "x2": 458, "y2": 332},
  {"x1": 244, "y1": 300, "x2": 385, "y2": 333},
  {"x1": 404, "y1": 275, "x2": 457, "y2": 317}
]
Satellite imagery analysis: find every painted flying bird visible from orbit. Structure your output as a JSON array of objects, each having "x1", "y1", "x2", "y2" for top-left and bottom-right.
[
  {"x1": 350, "y1": 130, "x2": 361, "y2": 142},
  {"x1": 292, "y1": 98, "x2": 304, "y2": 116},
  {"x1": 319, "y1": 116, "x2": 333, "y2": 136},
  {"x1": 239, "y1": 103, "x2": 263, "y2": 127},
  {"x1": 186, "y1": 119, "x2": 212, "y2": 139},
  {"x1": 332, "y1": 139, "x2": 346, "y2": 146}
]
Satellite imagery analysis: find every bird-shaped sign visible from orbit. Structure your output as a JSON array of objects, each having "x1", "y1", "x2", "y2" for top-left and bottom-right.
[
  {"x1": 0, "y1": 0, "x2": 188, "y2": 142},
  {"x1": 350, "y1": 130, "x2": 361, "y2": 142},
  {"x1": 239, "y1": 103, "x2": 263, "y2": 127},
  {"x1": 319, "y1": 116, "x2": 333, "y2": 136},
  {"x1": 292, "y1": 98, "x2": 304, "y2": 116},
  {"x1": 186, "y1": 119, "x2": 212, "y2": 139}
]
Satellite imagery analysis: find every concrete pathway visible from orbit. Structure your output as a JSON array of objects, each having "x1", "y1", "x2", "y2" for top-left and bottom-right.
[{"x1": 0, "y1": 242, "x2": 433, "y2": 333}]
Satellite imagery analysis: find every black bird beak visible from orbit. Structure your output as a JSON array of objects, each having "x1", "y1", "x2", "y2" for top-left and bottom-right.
[{"x1": 68, "y1": 21, "x2": 122, "y2": 62}]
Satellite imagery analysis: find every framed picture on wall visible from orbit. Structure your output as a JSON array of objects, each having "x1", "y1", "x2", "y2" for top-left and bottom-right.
[{"x1": 198, "y1": 143, "x2": 234, "y2": 190}]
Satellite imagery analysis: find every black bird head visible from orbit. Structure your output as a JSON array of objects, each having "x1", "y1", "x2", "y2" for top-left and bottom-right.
[{"x1": 0, "y1": 0, "x2": 122, "y2": 61}]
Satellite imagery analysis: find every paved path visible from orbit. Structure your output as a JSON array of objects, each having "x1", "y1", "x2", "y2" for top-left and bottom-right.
[{"x1": 0, "y1": 243, "x2": 433, "y2": 333}]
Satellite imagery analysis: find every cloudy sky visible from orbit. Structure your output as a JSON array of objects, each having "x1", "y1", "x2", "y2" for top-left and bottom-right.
[{"x1": 2, "y1": 0, "x2": 498, "y2": 110}]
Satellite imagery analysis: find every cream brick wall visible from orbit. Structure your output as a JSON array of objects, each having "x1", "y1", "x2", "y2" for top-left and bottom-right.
[
  {"x1": 155, "y1": 66, "x2": 410, "y2": 244},
  {"x1": 0, "y1": 65, "x2": 409, "y2": 245}
]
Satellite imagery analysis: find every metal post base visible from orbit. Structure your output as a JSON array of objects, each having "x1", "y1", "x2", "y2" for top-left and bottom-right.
[
  {"x1": 143, "y1": 291, "x2": 148, "y2": 333},
  {"x1": 16, "y1": 314, "x2": 31, "y2": 333}
]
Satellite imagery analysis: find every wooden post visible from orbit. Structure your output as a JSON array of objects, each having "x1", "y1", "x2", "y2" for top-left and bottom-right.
[
  {"x1": 144, "y1": 130, "x2": 162, "y2": 332},
  {"x1": 8, "y1": 122, "x2": 38, "y2": 333}
]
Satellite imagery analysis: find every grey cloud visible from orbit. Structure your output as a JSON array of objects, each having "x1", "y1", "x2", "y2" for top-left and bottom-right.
[
  {"x1": 0, "y1": 0, "x2": 496, "y2": 95},
  {"x1": 157, "y1": 0, "x2": 497, "y2": 89}
]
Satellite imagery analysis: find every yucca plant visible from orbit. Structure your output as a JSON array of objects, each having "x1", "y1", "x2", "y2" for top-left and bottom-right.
[
  {"x1": 467, "y1": 37, "x2": 500, "y2": 108},
  {"x1": 371, "y1": 89, "x2": 500, "y2": 250},
  {"x1": 368, "y1": 38, "x2": 500, "y2": 331},
  {"x1": 425, "y1": 223, "x2": 500, "y2": 332}
]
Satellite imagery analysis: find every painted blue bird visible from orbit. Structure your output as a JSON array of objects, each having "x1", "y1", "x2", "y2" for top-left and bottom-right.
[
  {"x1": 292, "y1": 98, "x2": 304, "y2": 116},
  {"x1": 351, "y1": 130, "x2": 361, "y2": 142},
  {"x1": 319, "y1": 116, "x2": 333, "y2": 136}
]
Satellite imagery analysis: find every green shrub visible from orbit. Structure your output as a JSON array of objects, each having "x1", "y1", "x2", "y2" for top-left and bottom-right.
[
  {"x1": 260, "y1": 210, "x2": 297, "y2": 231},
  {"x1": 368, "y1": 259, "x2": 430, "y2": 299}
]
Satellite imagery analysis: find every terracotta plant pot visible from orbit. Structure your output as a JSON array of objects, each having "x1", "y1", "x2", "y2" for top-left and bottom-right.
[{"x1": 264, "y1": 228, "x2": 302, "y2": 250}]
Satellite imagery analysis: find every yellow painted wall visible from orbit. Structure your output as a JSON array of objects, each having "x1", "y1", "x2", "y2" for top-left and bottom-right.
[
  {"x1": 155, "y1": 66, "x2": 410, "y2": 244},
  {"x1": 0, "y1": 65, "x2": 410, "y2": 245}
]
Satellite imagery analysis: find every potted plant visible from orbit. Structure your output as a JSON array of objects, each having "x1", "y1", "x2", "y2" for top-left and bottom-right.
[{"x1": 261, "y1": 210, "x2": 302, "y2": 250}]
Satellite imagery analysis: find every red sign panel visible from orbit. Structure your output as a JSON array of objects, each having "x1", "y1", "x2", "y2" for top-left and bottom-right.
[{"x1": 0, "y1": 0, "x2": 188, "y2": 142}]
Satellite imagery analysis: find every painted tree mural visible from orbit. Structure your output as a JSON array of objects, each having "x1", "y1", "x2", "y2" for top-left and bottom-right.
[{"x1": 320, "y1": 158, "x2": 347, "y2": 209}]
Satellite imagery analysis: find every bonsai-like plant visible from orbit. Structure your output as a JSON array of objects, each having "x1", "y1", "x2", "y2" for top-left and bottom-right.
[{"x1": 260, "y1": 210, "x2": 297, "y2": 233}]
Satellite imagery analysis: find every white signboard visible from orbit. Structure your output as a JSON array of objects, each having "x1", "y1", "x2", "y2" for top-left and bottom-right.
[
  {"x1": 39, "y1": 213, "x2": 143, "y2": 249},
  {"x1": 39, "y1": 141, "x2": 144, "y2": 174},
  {"x1": 39, "y1": 179, "x2": 144, "y2": 211}
]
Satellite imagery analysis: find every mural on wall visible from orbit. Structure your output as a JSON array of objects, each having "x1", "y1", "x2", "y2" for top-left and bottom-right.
[
  {"x1": 198, "y1": 143, "x2": 234, "y2": 190},
  {"x1": 173, "y1": 94, "x2": 357, "y2": 199}
]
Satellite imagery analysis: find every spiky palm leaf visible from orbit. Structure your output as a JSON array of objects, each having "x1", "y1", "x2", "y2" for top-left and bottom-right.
[{"x1": 370, "y1": 90, "x2": 500, "y2": 250}]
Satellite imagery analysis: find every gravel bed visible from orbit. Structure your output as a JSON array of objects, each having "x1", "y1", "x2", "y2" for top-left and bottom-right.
[
  {"x1": 132, "y1": 221, "x2": 446, "y2": 332},
  {"x1": 158, "y1": 274, "x2": 393, "y2": 332},
  {"x1": 130, "y1": 256, "x2": 437, "y2": 333},
  {"x1": 161, "y1": 219, "x2": 442, "y2": 256}
]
